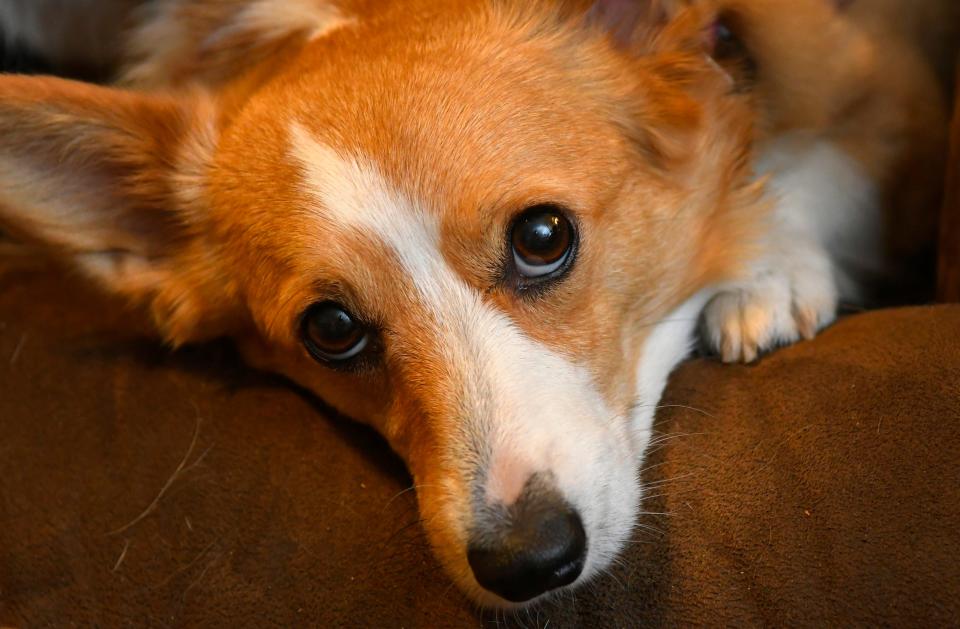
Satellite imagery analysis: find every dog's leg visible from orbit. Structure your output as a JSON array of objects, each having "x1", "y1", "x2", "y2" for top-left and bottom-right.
[{"x1": 700, "y1": 138, "x2": 882, "y2": 363}]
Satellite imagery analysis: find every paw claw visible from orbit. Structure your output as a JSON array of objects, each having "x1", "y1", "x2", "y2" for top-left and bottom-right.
[
  {"x1": 795, "y1": 307, "x2": 818, "y2": 341},
  {"x1": 741, "y1": 341, "x2": 758, "y2": 364},
  {"x1": 720, "y1": 328, "x2": 739, "y2": 363}
]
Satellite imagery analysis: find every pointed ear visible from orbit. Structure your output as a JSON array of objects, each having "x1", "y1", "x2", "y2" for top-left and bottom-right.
[
  {"x1": 585, "y1": 0, "x2": 669, "y2": 48},
  {"x1": 0, "y1": 75, "x2": 234, "y2": 345}
]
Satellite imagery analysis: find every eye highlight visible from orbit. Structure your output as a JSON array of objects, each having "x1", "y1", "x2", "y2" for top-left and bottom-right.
[
  {"x1": 301, "y1": 301, "x2": 370, "y2": 364},
  {"x1": 510, "y1": 205, "x2": 576, "y2": 280}
]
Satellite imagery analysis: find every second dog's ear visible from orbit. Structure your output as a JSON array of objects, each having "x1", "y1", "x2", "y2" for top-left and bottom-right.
[
  {"x1": 585, "y1": 0, "x2": 669, "y2": 48},
  {"x1": 0, "y1": 75, "x2": 236, "y2": 345}
]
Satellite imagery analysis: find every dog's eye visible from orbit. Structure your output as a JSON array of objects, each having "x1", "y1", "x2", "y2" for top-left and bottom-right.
[
  {"x1": 711, "y1": 16, "x2": 748, "y2": 63},
  {"x1": 714, "y1": 20, "x2": 735, "y2": 48},
  {"x1": 511, "y1": 205, "x2": 575, "y2": 279},
  {"x1": 301, "y1": 301, "x2": 370, "y2": 363}
]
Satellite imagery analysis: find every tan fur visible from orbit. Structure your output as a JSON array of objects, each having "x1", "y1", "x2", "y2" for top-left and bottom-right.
[{"x1": 121, "y1": 0, "x2": 357, "y2": 88}]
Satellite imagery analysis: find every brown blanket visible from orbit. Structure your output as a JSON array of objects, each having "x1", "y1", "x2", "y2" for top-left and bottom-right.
[{"x1": 1, "y1": 263, "x2": 958, "y2": 626}]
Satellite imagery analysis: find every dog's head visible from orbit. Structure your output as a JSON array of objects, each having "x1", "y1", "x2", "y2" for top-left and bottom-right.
[{"x1": 0, "y1": 0, "x2": 763, "y2": 606}]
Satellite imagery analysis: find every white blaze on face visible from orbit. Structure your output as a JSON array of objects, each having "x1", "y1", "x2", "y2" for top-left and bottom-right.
[{"x1": 289, "y1": 124, "x2": 640, "y2": 574}]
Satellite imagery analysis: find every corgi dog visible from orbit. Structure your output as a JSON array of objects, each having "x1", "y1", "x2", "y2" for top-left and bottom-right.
[{"x1": 0, "y1": 0, "x2": 954, "y2": 608}]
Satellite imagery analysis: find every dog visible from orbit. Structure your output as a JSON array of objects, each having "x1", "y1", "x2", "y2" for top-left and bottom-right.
[{"x1": 0, "y1": 0, "x2": 954, "y2": 607}]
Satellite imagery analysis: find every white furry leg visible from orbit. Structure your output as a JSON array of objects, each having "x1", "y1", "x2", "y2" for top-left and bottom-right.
[
  {"x1": 701, "y1": 138, "x2": 882, "y2": 363},
  {"x1": 701, "y1": 232, "x2": 838, "y2": 364}
]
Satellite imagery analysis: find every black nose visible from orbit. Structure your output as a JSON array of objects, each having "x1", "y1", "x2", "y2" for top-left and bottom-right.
[{"x1": 467, "y1": 493, "x2": 587, "y2": 603}]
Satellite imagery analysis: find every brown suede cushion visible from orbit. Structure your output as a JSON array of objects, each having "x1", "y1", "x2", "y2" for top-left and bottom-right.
[{"x1": 1, "y1": 261, "x2": 958, "y2": 627}]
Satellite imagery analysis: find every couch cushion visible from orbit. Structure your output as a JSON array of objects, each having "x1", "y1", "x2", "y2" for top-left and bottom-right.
[{"x1": 1, "y1": 262, "x2": 958, "y2": 626}]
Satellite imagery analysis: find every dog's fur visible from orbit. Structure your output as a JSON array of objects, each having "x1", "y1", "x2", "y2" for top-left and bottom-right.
[{"x1": 0, "y1": 0, "x2": 954, "y2": 607}]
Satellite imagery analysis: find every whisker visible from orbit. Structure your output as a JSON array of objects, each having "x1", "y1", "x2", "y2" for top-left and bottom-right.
[
  {"x1": 381, "y1": 483, "x2": 439, "y2": 511},
  {"x1": 637, "y1": 459, "x2": 672, "y2": 475},
  {"x1": 630, "y1": 523, "x2": 665, "y2": 536},
  {"x1": 643, "y1": 432, "x2": 706, "y2": 448},
  {"x1": 653, "y1": 403, "x2": 717, "y2": 419},
  {"x1": 108, "y1": 413, "x2": 205, "y2": 536},
  {"x1": 639, "y1": 486, "x2": 702, "y2": 501},
  {"x1": 639, "y1": 472, "x2": 697, "y2": 488}
]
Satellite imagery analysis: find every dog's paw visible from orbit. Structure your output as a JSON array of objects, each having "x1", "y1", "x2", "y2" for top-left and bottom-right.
[{"x1": 701, "y1": 255, "x2": 837, "y2": 363}]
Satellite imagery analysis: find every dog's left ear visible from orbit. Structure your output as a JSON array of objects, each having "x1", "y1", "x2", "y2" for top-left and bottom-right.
[
  {"x1": 0, "y1": 75, "x2": 236, "y2": 345},
  {"x1": 585, "y1": 0, "x2": 669, "y2": 48}
]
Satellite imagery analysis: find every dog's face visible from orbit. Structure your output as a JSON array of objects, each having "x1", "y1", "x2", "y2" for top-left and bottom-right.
[{"x1": 0, "y1": 0, "x2": 761, "y2": 606}]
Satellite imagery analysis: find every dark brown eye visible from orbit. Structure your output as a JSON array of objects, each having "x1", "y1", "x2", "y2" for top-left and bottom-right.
[
  {"x1": 511, "y1": 206, "x2": 575, "y2": 279},
  {"x1": 301, "y1": 301, "x2": 369, "y2": 363},
  {"x1": 711, "y1": 16, "x2": 749, "y2": 63}
]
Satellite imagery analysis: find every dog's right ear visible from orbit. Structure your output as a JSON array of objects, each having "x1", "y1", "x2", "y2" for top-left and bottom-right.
[{"x1": 0, "y1": 75, "x2": 236, "y2": 345}]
